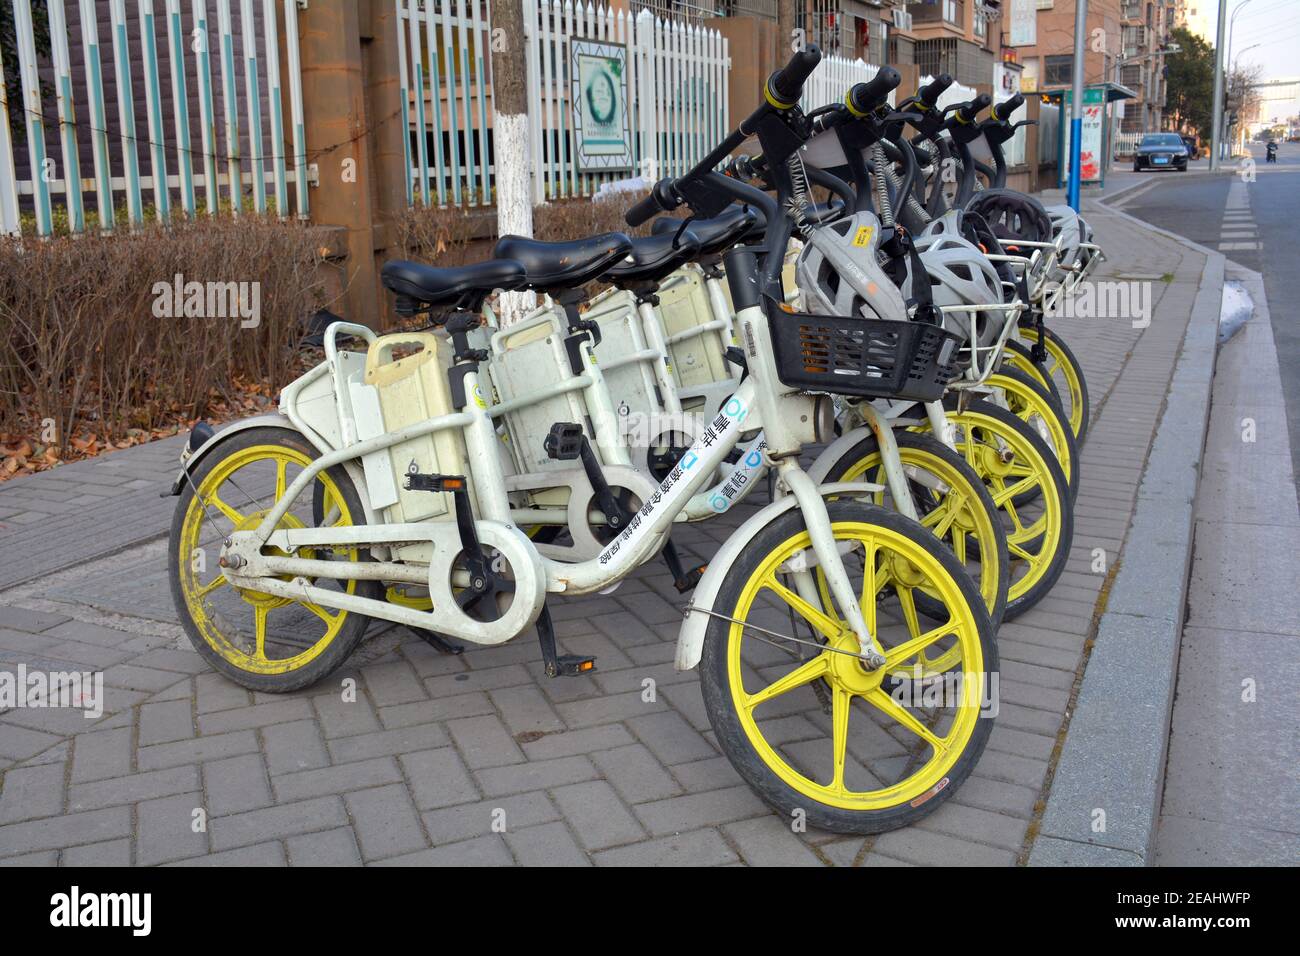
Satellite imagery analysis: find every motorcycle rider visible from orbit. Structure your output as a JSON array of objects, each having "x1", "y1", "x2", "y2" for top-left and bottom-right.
[{"x1": 1266, "y1": 138, "x2": 1278, "y2": 163}]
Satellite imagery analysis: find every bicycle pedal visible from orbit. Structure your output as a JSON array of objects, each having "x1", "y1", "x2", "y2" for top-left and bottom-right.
[
  {"x1": 547, "y1": 654, "x2": 598, "y2": 678},
  {"x1": 403, "y1": 472, "x2": 467, "y2": 493},
  {"x1": 674, "y1": 564, "x2": 708, "y2": 593},
  {"x1": 544, "y1": 423, "x2": 585, "y2": 461}
]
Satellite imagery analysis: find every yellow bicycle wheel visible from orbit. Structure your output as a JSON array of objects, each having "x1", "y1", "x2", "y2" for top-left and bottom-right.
[
  {"x1": 699, "y1": 499, "x2": 996, "y2": 833},
  {"x1": 920, "y1": 401, "x2": 1073, "y2": 618},
  {"x1": 169, "y1": 427, "x2": 380, "y2": 691},
  {"x1": 987, "y1": 368, "x2": 1079, "y2": 501},
  {"x1": 1017, "y1": 326, "x2": 1090, "y2": 442},
  {"x1": 817, "y1": 430, "x2": 1009, "y2": 637}
]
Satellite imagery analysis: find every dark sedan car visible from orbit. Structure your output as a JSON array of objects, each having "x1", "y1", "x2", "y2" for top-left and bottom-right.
[{"x1": 1133, "y1": 132, "x2": 1189, "y2": 171}]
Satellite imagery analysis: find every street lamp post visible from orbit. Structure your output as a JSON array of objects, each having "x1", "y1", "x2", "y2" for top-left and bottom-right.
[{"x1": 1213, "y1": 0, "x2": 1255, "y2": 167}]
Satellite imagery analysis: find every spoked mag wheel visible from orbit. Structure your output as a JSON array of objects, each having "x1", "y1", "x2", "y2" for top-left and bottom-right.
[
  {"x1": 699, "y1": 500, "x2": 996, "y2": 834},
  {"x1": 921, "y1": 401, "x2": 1073, "y2": 618},
  {"x1": 986, "y1": 368, "x2": 1079, "y2": 502},
  {"x1": 169, "y1": 427, "x2": 380, "y2": 692},
  {"x1": 1001, "y1": 339, "x2": 1060, "y2": 406},
  {"x1": 1015, "y1": 326, "x2": 1090, "y2": 443},
  {"x1": 817, "y1": 430, "x2": 1009, "y2": 631}
]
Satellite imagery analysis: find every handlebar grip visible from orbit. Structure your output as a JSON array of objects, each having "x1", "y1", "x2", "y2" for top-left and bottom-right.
[
  {"x1": 993, "y1": 93, "x2": 1025, "y2": 122},
  {"x1": 625, "y1": 178, "x2": 677, "y2": 227},
  {"x1": 952, "y1": 92, "x2": 992, "y2": 126},
  {"x1": 766, "y1": 44, "x2": 821, "y2": 108},
  {"x1": 846, "y1": 66, "x2": 901, "y2": 116},
  {"x1": 917, "y1": 74, "x2": 953, "y2": 109}
]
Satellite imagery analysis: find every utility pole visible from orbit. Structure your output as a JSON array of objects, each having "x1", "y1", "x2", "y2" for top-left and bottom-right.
[
  {"x1": 491, "y1": 0, "x2": 534, "y2": 324},
  {"x1": 1067, "y1": 0, "x2": 1087, "y2": 211},
  {"x1": 1209, "y1": 0, "x2": 1229, "y2": 171}
]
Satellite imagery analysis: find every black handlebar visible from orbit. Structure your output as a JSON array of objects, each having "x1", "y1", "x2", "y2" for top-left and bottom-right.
[
  {"x1": 767, "y1": 45, "x2": 822, "y2": 107},
  {"x1": 847, "y1": 66, "x2": 900, "y2": 116},
  {"x1": 626, "y1": 178, "x2": 679, "y2": 227},
  {"x1": 917, "y1": 74, "x2": 953, "y2": 109},
  {"x1": 626, "y1": 45, "x2": 822, "y2": 228},
  {"x1": 993, "y1": 93, "x2": 1024, "y2": 123},
  {"x1": 950, "y1": 92, "x2": 992, "y2": 127}
]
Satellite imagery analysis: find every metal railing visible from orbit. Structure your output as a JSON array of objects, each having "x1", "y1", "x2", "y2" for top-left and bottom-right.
[
  {"x1": 395, "y1": 0, "x2": 731, "y2": 206},
  {"x1": 2, "y1": 0, "x2": 310, "y2": 237}
]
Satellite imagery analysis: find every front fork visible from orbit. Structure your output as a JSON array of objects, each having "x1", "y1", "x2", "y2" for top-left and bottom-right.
[{"x1": 778, "y1": 459, "x2": 887, "y2": 668}]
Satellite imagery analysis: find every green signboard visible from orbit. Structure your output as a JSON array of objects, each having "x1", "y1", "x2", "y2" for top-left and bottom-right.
[{"x1": 571, "y1": 39, "x2": 633, "y2": 172}]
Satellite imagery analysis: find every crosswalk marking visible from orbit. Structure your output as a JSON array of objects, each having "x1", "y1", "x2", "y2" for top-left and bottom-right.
[{"x1": 1218, "y1": 180, "x2": 1259, "y2": 255}]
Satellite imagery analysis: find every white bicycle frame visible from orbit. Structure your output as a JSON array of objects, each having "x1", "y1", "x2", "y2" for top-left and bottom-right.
[{"x1": 216, "y1": 307, "x2": 888, "y2": 664}]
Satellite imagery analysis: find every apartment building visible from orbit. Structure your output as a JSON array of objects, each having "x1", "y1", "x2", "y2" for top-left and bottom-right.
[
  {"x1": 903, "y1": 0, "x2": 1003, "y2": 87},
  {"x1": 1008, "y1": 0, "x2": 1173, "y2": 134},
  {"x1": 1172, "y1": 0, "x2": 1214, "y2": 43},
  {"x1": 628, "y1": 1, "x2": 935, "y2": 74}
]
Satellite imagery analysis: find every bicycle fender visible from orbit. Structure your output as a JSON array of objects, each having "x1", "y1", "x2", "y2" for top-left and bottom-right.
[
  {"x1": 166, "y1": 414, "x2": 381, "y2": 531},
  {"x1": 804, "y1": 426, "x2": 879, "y2": 485},
  {"x1": 674, "y1": 481, "x2": 883, "y2": 671},
  {"x1": 167, "y1": 414, "x2": 295, "y2": 496}
]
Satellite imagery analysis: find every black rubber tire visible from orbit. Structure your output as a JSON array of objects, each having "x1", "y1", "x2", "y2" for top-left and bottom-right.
[
  {"x1": 1003, "y1": 338, "x2": 1062, "y2": 408},
  {"x1": 168, "y1": 426, "x2": 382, "y2": 693},
  {"x1": 818, "y1": 430, "x2": 1009, "y2": 631},
  {"x1": 1038, "y1": 325, "x2": 1091, "y2": 444},
  {"x1": 991, "y1": 366, "x2": 1080, "y2": 506},
  {"x1": 699, "y1": 499, "x2": 997, "y2": 834}
]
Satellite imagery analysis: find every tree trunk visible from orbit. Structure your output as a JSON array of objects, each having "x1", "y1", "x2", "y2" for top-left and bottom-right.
[
  {"x1": 490, "y1": 0, "x2": 535, "y2": 324},
  {"x1": 778, "y1": 0, "x2": 796, "y2": 55}
]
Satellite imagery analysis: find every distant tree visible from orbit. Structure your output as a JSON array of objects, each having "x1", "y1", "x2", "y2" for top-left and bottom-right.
[
  {"x1": 2, "y1": 0, "x2": 51, "y2": 145},
  {"x1": 1164, "y1": 26, "x2": 1214, "y2": 143}
]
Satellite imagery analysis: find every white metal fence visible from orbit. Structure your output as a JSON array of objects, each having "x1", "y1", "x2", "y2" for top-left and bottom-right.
[
  {"x1": 395, "y1": 0, "x2": 731, "y2": 207},
  {"x1": 1112, "y1": 130, "x2": 1142, "y2": 157},
  {"x1": 1, "y1": 0, "x2": 310, "y2": 237}
]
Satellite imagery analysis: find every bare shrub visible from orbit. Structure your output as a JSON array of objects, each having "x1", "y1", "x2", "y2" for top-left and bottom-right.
[{"x1": 0, "y1": 216, "x2": 332, "y2": 453}]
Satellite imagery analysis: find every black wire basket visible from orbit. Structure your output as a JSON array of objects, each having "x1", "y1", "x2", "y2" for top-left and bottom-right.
[{"x1": 769, "y1": 310, "x2": 963, "y2": 402}]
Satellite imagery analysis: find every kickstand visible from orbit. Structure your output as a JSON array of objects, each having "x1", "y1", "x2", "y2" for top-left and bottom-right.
[
  {"x1": 406, "y1": 626, "x2": 465, "y2": 655},
  {"x1": 536, "y1": 605, "x2": 596, "y2": 677}
]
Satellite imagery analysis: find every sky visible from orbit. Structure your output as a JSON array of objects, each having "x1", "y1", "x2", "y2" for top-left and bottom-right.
[{"x1": 1199, "y1": 0, "x2": 1300, "y2": 81}]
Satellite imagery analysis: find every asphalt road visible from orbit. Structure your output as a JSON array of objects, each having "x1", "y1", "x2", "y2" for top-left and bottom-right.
[{"x1": 1124, "y1": 142, "x2": 1300, "y2": 480}]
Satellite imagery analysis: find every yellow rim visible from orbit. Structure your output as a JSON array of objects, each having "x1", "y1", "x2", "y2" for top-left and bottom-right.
[
  {"x1": 1019, "y1": 328, "x2": 1085, "y2": 439},
  {"x1": 178, "y1": 443, "x2": 359, "y2": 675},
  {"x1": 1001, "y1": 347, "x2": 1054, "y2": 399},
  {"x1": 939, "y1": 410, "x2": 1063, "y2": 601},
  {"x1": 829, "y1": 444, "x2": 1002, "y2": 674},
  {"x1": 727, "y1": 520, "x2": 985, "y2": 811},
  {"x1": 987, "y1": 371, "x2": 1073, "y2": 485}
]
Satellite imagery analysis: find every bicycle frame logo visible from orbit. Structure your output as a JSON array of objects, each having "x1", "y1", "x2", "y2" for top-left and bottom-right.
[{"x1": 598, "y1": 397, "x2": 751, "y2": 566}]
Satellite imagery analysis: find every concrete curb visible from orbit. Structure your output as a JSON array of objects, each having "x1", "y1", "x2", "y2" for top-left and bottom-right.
[{"x1": 1027, "y1": 206, "x2": 1226, "y2": 866}]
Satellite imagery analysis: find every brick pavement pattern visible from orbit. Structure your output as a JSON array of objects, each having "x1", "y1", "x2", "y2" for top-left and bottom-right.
[{"x1": 0, "y1": 210, "x2": 1208, "y2": 865}]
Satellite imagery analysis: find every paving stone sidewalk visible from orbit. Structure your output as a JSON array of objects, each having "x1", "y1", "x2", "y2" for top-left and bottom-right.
[
  {"x1": 0, "y1": 210, "x2": 1212, "y2": 866},
  {"x1": 0, "y1": 435, "x2": 188, "y2": 590}
]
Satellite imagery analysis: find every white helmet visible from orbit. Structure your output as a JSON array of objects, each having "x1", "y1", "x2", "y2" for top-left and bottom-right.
[
  {"x1": 795, "y1": 211, "x2": 909, "y2": 322},
  {"x1": 1046, "y1": 205, "x2": 1083, "y2": 278},
  {"x1": 907, "y1": 232, "x2": 1008, "y2": 351}
]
